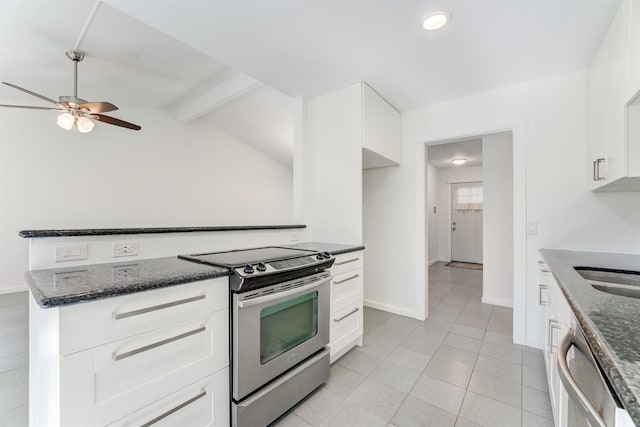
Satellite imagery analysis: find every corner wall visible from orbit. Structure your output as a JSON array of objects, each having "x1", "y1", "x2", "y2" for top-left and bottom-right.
[
  {"x1": 0, "y1": 107, "x2": 293, "y2": 293},
  {"x1": 482, "y1": 132, "x2": 514, "y2": 307}
]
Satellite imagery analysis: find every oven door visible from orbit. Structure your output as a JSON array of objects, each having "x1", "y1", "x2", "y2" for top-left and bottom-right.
[{"x1": 232, "y1": 272, "x2": 330, "y2": 401}]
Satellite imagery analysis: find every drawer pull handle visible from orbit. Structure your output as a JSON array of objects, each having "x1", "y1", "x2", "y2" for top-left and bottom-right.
[
  {"x1": 113, "y1": 294, "x2": 206, "y2": 320},
  {"x1": 334, "y1": 257, "x2": 360, "y2": 266},
  {"x1": 112, "y1": 326, "x2": 206, "y2": 361},
  {"x1": 334, "y1": 307, "x2": 360, "y2": 322},
  {"x1": 540, "y1": 268, "x2": 550, "y2": 273},
  {"x1": 140, "y1": 390, "x2": 207, "y2": 427},
  {"x1": 334, "y1": 274, "x2": 359, "y2": 285}
]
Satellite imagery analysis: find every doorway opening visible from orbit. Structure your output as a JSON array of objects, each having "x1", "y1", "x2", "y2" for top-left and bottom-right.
[{"x1": 426, "y1": 131, "x2": 514, "y2": 313}]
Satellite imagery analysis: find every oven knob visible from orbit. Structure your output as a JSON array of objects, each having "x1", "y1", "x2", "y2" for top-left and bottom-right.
[
  {"x1": 243, "y1": 264, "x2": 254, "y2": 274},
  {"x1": 322, "y1": 252, "x2": 331, "y2": 259},
  {"x1": 256, "y1": 262, "x2": 267, "y2": 272}
]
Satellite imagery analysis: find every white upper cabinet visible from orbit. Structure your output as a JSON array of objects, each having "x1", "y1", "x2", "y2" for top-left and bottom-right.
[
  {"x1": 362, "y1": 83, "x2": 401, "y2": 168},
  {"x1": 589, "y1": 0, "x2": 640, "y2": 191}
]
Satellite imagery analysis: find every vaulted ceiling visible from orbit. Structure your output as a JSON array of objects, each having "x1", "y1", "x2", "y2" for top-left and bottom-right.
[{"x1": 0, "y1": 0, "x2": 621, "y2": 167}]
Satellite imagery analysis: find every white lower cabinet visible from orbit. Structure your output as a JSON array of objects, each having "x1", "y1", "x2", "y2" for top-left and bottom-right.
[
  {"x1": 30, "y1": 277, "x2": 230, "y2": 427},
  {"x1": 539, "y1": 259, "x2": 571, "y2": 427},
  {"x1": 329, "y1": 251, "x2": 364, "y2": 363}
]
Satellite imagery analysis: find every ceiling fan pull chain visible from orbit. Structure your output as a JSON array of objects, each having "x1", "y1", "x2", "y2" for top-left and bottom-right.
[{"x1": 73, "y1": 60, "x2": 78, "y2": 99}]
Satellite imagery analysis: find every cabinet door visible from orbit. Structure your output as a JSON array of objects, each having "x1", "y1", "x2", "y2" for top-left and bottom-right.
[
  {"x1": 362, "y1": 84, "x2": 401, "y2": 166},
  {"x1": 589, "y1": 52, "x2": 608, "y2": 190},
  {"x1": 606, "y1": 0, "x2": 631, "y2": 184}
]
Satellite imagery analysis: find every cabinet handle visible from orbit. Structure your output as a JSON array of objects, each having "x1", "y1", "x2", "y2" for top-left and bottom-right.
[
  {"x1": 593, "y1": 160, "x2": 598, "y2": 181},
  {"x1": 540, "y1": 268, "x2": 550, "y2": 273},
  {"x1": 548, "y1": 320, "x2": 562, "y2": 354},
  {"x1": 140, "y1": 390, "x2": 207, "y2": 427},
  {"x1": 112, "y1": 326, "x2": 206, "y2": 361},
  {"x1": 333, "y1": 274, "x2": 359, "y2": 285},
  {"x1": 596, "y1": 158, "x2": 606, "y2": 181},
  {"x1": 113, "y1": 294, "x2": 206, "y2": 320},
  {"x1": 333, "y1": 307, "x2": 360, "y2": 322},
  {"x1": 539, "y1": 284, "x2": 548, "y2": 306},
  {"x1": 334, "y1": 257, "x2": 360, "y2": 266}
]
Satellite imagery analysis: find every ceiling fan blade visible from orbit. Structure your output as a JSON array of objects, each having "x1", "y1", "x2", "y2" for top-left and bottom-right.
[
  {"x1": 79, "y1": 102, "x2": 118, "y2": 113},
  {"x1": 2, "y1": 82, "x2": 59, "y2": 106},
  {"x1": 91, "y1": 114, "x2": 141, "y2": 131},
  {"x1": 0, "y1": 104, "x2": 61, "y2": 111}
]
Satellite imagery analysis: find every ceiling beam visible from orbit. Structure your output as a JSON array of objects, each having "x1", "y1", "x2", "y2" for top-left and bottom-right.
[{"x1": 173, "y1": 73, "x2": 263, "y2": 123}]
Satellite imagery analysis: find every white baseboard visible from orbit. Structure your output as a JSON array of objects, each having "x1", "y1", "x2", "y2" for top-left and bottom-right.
[
  {"x1": 0, "y1": 285, "x2": 28, "y2": 295},
  {"x1": 525, "y1": 337, "x2": 544, "y2": 350},
  {"x1": 481, "y1": 296, "x2": 513, "y2": 308},
  {"x1": 364, "y1": 299, "x2": 416, "y2": 319},
  {"x1": 428, "y1": 257, "x2": 449, "y2": 266}
]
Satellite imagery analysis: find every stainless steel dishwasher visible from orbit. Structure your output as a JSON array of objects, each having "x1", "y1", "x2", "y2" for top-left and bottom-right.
[{"x1": 557, "y1": 320, "x2": 635, "y2": 427}]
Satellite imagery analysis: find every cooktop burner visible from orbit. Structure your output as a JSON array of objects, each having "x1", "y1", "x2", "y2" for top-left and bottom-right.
[{"x1": 178, "y1": 246, "x2": 334, "y2": 292}]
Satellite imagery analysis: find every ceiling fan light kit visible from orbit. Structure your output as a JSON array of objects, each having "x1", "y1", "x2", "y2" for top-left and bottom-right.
[{"x1": 1, "y1": 49, "x2": 141, "y2": 133}]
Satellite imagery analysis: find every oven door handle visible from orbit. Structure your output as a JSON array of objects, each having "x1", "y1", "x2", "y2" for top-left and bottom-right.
[
  {"x1": 237, "y1": 276, "x2": 329, "y2": 308},
  {"x1": 557, "y1": 328, "x2": 606, "y2": 427}
]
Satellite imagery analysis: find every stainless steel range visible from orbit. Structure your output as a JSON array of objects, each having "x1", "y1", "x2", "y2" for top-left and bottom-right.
[{"x1": 179, "y1": 247, "x2": 334, "y2": 427}]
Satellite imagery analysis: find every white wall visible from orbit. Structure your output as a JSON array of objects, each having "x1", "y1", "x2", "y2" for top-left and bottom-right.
[
  {"x1": 0, "y1": 106, "x2": 293, "y2": 293},
  {"x1": 426, "y1": 163, "x2": 439, "y2": 265},
  {"x1": 307, "y1": 84, "x2": 363, "y2": 244},
  {"x1": 434, "y1": 166, "x2": 483, "y2": 262},
  {"x1": 362, "y1": 70, "x2": 640, "y2": 343},
  {"x1": 482, "y1": 132, "x2": 513, "y2": 307}
]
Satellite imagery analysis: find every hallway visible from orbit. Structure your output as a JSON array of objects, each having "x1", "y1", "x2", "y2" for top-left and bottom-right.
[{"x1": 275, "y1": 262, "x2": 552, "y2": 427}]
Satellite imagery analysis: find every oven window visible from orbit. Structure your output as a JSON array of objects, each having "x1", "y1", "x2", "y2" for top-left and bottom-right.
[{"x1": 260, "y1": 291, "x2": 318, "y2": 364}]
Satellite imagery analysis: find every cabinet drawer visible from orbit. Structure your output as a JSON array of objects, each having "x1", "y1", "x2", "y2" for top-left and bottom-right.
[
  {"x1": 330, "y1": 303, "x2": 363, "y2": 355},
  {"x1": 59, "y1": 277, "x2": 228, "y2": 355},
  {"x1": 106, "y1": 368, "x2": 229, "y2": 427},
  {"x1": 331, "y1": 252, "x2": 363, "y2": 276},
  {"x1": 330, "y1": 303, "x2": 362, "y2": 343},
  {"x1": 331, "y1": 269, "x2": 363, "y2": 313},
  {"x1": 94, "y1": 310, "x2": 228, "y2": 425}
]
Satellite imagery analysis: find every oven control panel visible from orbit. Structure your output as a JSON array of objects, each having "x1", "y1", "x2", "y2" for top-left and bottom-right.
[{"x1": 235, "y1": 252, "x2": 332, "y2": 277}]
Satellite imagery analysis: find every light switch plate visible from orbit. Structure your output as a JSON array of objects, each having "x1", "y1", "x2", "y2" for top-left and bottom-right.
[
  {"x1": 54, "y1": 244, "x2": 88, "y2": 262},
  {"x1": 527, "y1": 222, "x2": 538, "y2": 236}
]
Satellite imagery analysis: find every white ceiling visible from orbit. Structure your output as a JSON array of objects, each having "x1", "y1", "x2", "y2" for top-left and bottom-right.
[
  {"x1": 203, "y1": 86, "x2": 294, "y2": 169},
  {"x1": 428, "y1": 139, "x2": 483, "y2": 169},
  {"x1": 0, "y1": 0, "x2": 621, "y2": 167},
  {"x1": 102, "y1": 0, "x2": 620, "y2": 112}
]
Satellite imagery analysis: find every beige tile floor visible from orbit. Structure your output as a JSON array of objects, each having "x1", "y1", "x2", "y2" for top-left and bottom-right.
[
  {"x1": 0, "y1": 292, "x2": 29, "y2": 427},
  {"x1": 274, "y1": 262, "x2": 553, "y2": 427}
]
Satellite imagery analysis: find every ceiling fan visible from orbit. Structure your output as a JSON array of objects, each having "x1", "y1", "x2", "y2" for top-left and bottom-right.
[{"x1": 0, "y1": 49, "x2": 141, "y2": 132}]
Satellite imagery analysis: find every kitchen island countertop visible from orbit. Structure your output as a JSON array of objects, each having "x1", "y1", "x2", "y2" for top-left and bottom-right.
[
  {"x1": 540, "y1": 249, "x2": 640, "y2": 424},
  {"x1": 26, "y1": 256, "x2": 229, "y2": 308},
  {"x1": 25, "y1": 241, "x2": 364, "y2": 309}
]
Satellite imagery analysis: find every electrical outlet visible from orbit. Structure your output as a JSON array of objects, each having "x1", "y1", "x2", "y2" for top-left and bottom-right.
[
  {"x1": 54, "y1": 244, "x2": 88, "y2": 262},
  {"x1": 113, "y1": 264, "x2": 138, "y2": 280},
  {"x1": 113, "y1": 241, "x2": 138, "y2": 258}
]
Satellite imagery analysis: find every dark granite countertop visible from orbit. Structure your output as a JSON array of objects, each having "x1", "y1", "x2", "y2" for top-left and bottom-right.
[
  {"x1": 540, "y1": 249, "x2": 640, "y2": 423},
  {"x1": 19, "y1": 224, "x2": 306, "y2": 238},
  {"x1": 282, "y1": 242, "x2": 365, "y2": 255},
  {"x1": 26, "y1": 257, "x2": 229, "y2": 308}
]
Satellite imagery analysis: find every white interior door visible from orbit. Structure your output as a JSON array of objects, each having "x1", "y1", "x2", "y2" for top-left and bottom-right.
[{"x1": 451, "y1": 182, "x2": 483, "y2": 264}]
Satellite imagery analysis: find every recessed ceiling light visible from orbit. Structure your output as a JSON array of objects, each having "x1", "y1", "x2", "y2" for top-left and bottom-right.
[
  {"x1": 451, "y1": 158, "x2": 466, "y2": 165},
  {"x1": 422, "y1": 11, "x2": 451, "y2": 31}
]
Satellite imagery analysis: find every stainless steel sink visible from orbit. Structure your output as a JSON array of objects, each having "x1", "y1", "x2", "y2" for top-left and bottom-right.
[{"x1": 575, "y1": 267, "x2": 640, "y2": 298}]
